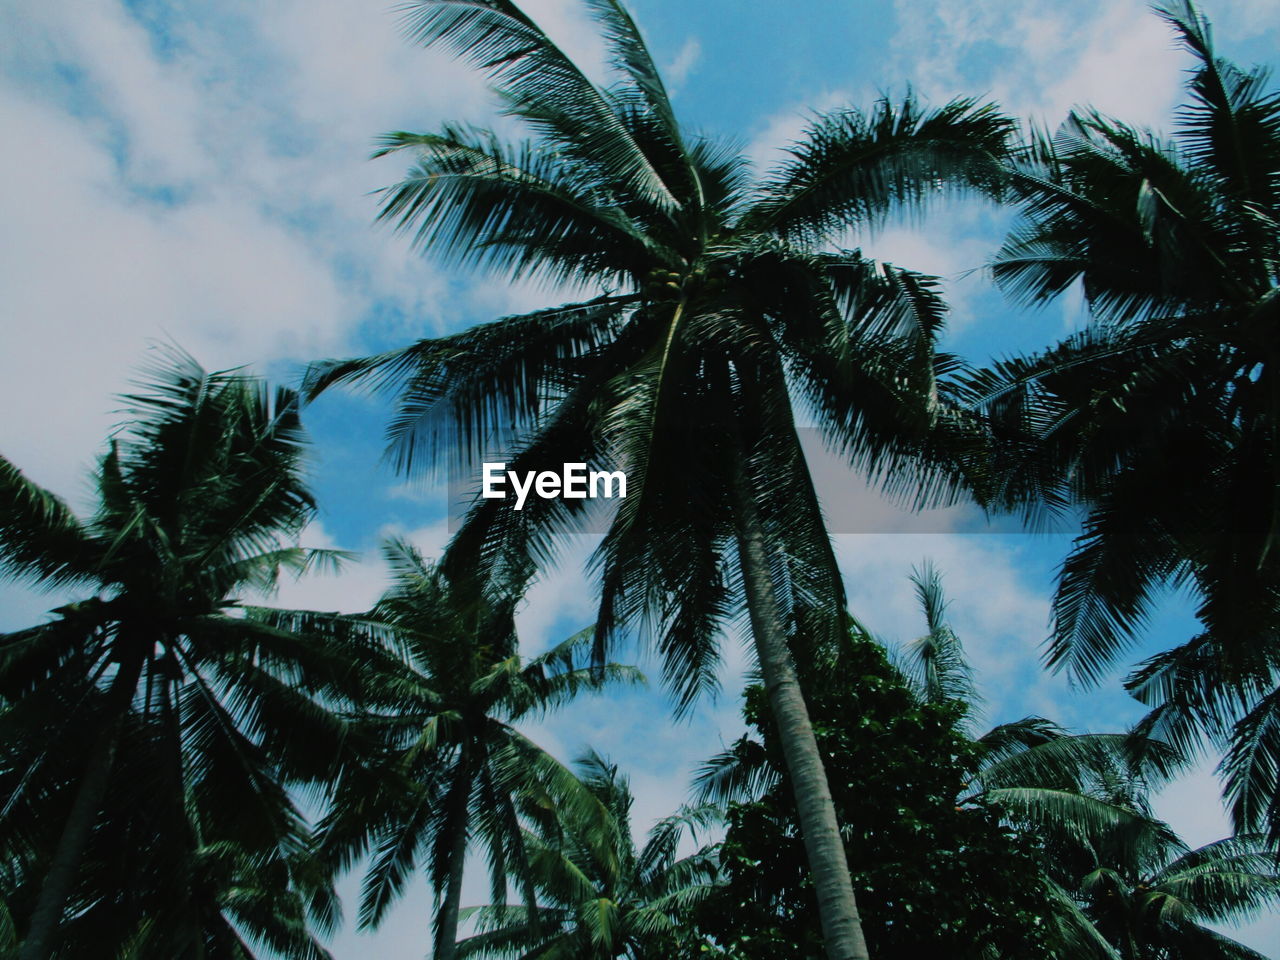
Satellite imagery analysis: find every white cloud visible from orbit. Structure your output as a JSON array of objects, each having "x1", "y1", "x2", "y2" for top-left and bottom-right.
[
  {"x1": 889, "y1": 0, "x2": 1184, "y2": 130},
  {"x1": 512, "y1": 535, "x2": 602, "y2": 655},
  {"x1": 0, "y1": 580, "x2": 76, "y2": 634},
  {"x1": 0, "y1": 87, "x2": 355, "y2": 495},
  {"x1": 0, "y1": 5, "x2": 414, "y2": 495},
  {"x1": 663, "y1": 36, "x2": 701, "y2": 94},
  {"x1": 1212, "y1": 0, "x2": 1280, "y2": 39},
  {"x1": 0, "y1": 0, "x2": 549, "y2": 504},
  {"x1": 833, "y1": 534, "x2": 1051, "y2": 704},
  {"x1": 745, "y1": 87, "x2": 858, "y2": 173}
]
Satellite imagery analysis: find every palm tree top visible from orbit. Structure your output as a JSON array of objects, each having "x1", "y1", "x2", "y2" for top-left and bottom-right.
[
  {"x1": 375, "y1": 0, "x2": 1011, "y2": 272},
  {"x1": 991, "y1": 0, "x2": 1279, "y2": 327},
  {"x1": 0, "y1": 347, "x2": 366, "y2": 959},
  {"x1": 2, "y1": 345, "x2": 345, "y2": 607},
  {"x1": 456, "y1": 748, "x2": 722, "y2": 959}
]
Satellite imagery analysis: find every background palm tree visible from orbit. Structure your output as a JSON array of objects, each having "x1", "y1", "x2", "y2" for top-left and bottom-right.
[
  {"x1": 893, "y1": 573, "x2": 1273, "y2": 959},
  {"x1": 957, "y1": 0, "x2": 1280, "y2": 841},
  {"x1": 889, "y1": 567, "x2": 1280, "y2": 959},
  {"x1": 1012, "y1": 770, "x2": 1280, "y2": 960},
  {"x1": 307, "y1": 3, "x2": 1012, "y2": 956},
  {"x1": 0, "y1": 348, "x2": 371, "y2": 959},
  {"x1": 312, "y1": 539, "x2": 641, "y2": 960},
  {"x1": 455, "y1": 750, "x2": 721, "y2": 960}
]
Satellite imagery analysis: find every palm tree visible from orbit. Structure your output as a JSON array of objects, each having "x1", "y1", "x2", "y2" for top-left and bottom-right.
[
  {"x1": 956, "y1": 1, "x2": 1280, "y2": 840},
  {"x1": 893, "y1": 566, "x2": 1280, "y2": 960},
  {"x1": 1010, "y1": 775, "x2": 1280, "y2": 960},
  {"x1": 312, "y1": 539, "x2": 642, "y2": 960},
  {"x1": 0, "y1": 348, "x2": 372, "y2": 959},
  {"x1": 455, "y1": 750, "x2": 721, "y2": 959},
  {"x1": 307, "y1": 3, "x2": 1012, "y2": 955}
]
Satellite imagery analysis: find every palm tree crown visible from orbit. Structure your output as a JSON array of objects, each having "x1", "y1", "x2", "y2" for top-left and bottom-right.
[
  {"x1": 957, "y1": 0, "x2": 1280, "y2": 842},
  {"x1": 312, "y1": 539, "x2": 642, "y2": 960},
  {"x1": 310, "y1": 0, "x2": 1011, "y2": 689},
  {"x1": 0, "y1": 349, "x2": 367, "y2": 959},
  {"x1": 456, "y1": 750, "x2": 721, "y2": 959},
  {"x1": 307, "y1": 3, "x2": 1013, "y2": 957}
]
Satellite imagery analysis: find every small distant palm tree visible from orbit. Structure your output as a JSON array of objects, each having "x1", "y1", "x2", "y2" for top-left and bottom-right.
[
  {"x1": 898, "y1": 564, "x2": 1182, "y2": 811},
  {"x1": 1021, "y1": 786, "x2": 1280, "y2": 960},
  {"x1": 0, "y1": 348, "x2": 369, "y2": 959},
  {"x1": 308, "y1": 3, "x2": 1012, "y2": 955},
  {"x1": 898, "y1": 566, "x2": 1280, "y2": 960},
  {"x1": 312, "y1": 540, "x2": 642, "y2": 960},
  {"x1": 957, "y1": 0, "x2": 1280, "y2": 841},
  {"x1": 455, "y1": 751, "x2": 721, "y2": 959}
]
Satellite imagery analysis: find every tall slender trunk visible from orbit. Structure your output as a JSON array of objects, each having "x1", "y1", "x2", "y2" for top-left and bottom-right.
[
  {"x1": 433, "y1": 769, "x2": 472, "y2": 960},
  {"x1": 729, "y1": 458, "x2": 871, "y2": 960},
  {"x1": 20, "y1": 653, "x2": 145, "y2": 960}
]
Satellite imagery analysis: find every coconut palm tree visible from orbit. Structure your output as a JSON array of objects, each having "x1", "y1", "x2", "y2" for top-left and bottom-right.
[
  {"x1": 454, "y1": 750, "x2": 721, "y2": 959},
  {"x1": 311, "y1": 539, "x2": 642, "y2": 960},
  {"x1": 889, "y1": 567, "x2": 1280, "y2": 960},
  {"x1": 0, "y1": 348, "x2": 375, "y2": 959},
  {"x1": 1020, "y1": 784, "x2": 1280, "y2": 960},
  {"x1": 306, "y1": 3, "x2": 1012, "y2": 955},
  {"x1": 956, "y1": 1, "x2": 1280, "y2": 840}
]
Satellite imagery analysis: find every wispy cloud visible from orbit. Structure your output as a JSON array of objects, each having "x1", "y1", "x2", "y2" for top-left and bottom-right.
[
  {"x1": 888, "y1": 0, "x2": 1184, "y2": 130},
  {"x1": 0, "y1": 0, "x2": 498, "y2": 502},
  {"x1": 745, "y1": 87, "x2": 857, "y2": 172},
  {"x1": 663, "y1": 36, "x2": 701, "y2": 94}
]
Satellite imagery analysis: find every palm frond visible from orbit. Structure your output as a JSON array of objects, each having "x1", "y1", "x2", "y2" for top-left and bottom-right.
[
  {"x1": 396, "y1": 0, "x2": 682, "y2": 213},
  {"x1": 900, "y1": 561, "x2": 975, "y2": 706},
  {"x1": 0, "y1": 456, "x2": 96, "y2": 590},
  {"x1": 749, "y1": 95, "x2": 1013, "y2": 240},
  {"x1": 1222, "y1": 685, "x2": 1280, "y2": 840},
  {"x1": 1157, "y1": 1, "x2": 1280, "y2": 213}
]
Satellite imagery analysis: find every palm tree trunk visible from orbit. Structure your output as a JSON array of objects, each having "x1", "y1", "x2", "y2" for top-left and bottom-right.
[
  {"x1": 434, "y1": 770, "x2": 472, "y2": 960},
  {"x1": 728, "y1": 458, "x2": 871, "y2": 960},
  {"x1": 20, "y1": 652, "x2": 145, "y2": 960}
]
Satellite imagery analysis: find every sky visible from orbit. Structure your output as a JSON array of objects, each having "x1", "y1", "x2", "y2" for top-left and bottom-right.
[{"x1": 2, "y1": 0, "x2": 1279, "y2": 955}]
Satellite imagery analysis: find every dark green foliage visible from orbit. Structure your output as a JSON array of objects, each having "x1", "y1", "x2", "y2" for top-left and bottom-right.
[
  {"x1": 310, "y1": 540, "x2": 643, "y2": 957},
  {"x1": 957, "y1": 1, "x2": 1280, "y2": 841},
  {"x1": 699, "y1": 635, "x2": 1050, "y2": 960},
  {"x1": 456, "y1": 752, "x2": 722, "y2": 959},
  {"x1": 0, "y1": 348, "x2": 368, "y2": 958}
]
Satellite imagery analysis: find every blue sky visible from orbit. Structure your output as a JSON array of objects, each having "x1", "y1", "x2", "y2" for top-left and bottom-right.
[{"x1": 2, "y1": 0, "x2": 1280, "y2": 955}]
